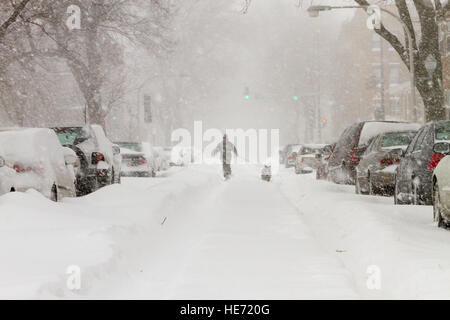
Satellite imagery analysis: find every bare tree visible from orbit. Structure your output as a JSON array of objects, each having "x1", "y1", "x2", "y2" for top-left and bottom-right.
[
  {"x1": 18, "y1": 0, "x2": 173, "y2": 125},
  {"x1": 352, "y1": 0, "x2": 449, "y2": 121}
]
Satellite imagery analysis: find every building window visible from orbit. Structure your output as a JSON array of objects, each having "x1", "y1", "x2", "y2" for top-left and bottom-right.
[{"x1": 389, "y1": 67, "x2": 399, "y2": 87}]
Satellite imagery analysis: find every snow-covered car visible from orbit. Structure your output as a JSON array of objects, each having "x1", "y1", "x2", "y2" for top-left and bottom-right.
[
  {"x1": 284, "y1": 144, "x2": 302, "y2": 168},
  {"x1": 52, "y1": 125, "x2": 119, "y2": 196},
  {"x1": 0, "y1": 128, "x2": 77, "y2": 201},
  {"x1": 152, "y1": 146, "x2": 170, "y2": 171},
  {"x1": 432, "y1": 141, "x2": 450, "y2": 228},
  {"x1": 295, "y1": 144, "x2": 332, "y2": 174},
  {"x1": 328, "y1": 121, "x2": 421, "y2": 185},
  {"x1": 115, "y1": 142, "x2": 156, "y2": 177},
  {"x1": 0, "y1": 151, "x2": 16, "y2": 195},
  {"x1": 395, "y1": 121, "x2": 450, "y2": 206},
  {"x1": 355, "y1": 130, "x2": 417, "y2": 196},
  {"x1": 171, "y1": 147, "x2": 191, "y2": 166}
]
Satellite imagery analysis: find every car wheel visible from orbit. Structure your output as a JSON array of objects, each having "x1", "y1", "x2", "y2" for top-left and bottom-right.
[
  {"x1": 369, "y1": 174, "x2": 378, "y2": 195},
  {"x1": 434, "y1": 184, "x2": 446, "y2": 228},
  {"x1": 394, "y1": 176, "x2": 405, "y2": 205},
  {"x1": 10, "y1": 187, "x2": 15, "y2": 192},
  {"x1": 50, "y1": 184, "x2": 58, "y2": 202}
]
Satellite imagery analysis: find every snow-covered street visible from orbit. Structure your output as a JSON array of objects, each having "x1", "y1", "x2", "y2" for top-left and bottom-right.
[{"x1": 2, "y1": 165, "x2": 450, "y2": 299}]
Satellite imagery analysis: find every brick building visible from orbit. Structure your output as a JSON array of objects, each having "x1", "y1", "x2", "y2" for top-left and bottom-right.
[{"x1": 331, "y1": 6, "x2": 422, "y2": 135}]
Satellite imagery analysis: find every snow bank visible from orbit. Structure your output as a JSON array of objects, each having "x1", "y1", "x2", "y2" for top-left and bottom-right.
[
  {"x1": 279, "y1": 171, "x2": 450, "y2": 299},
  {"x1": 0, "y1": 166, "x2": 219, "y2": 298}
]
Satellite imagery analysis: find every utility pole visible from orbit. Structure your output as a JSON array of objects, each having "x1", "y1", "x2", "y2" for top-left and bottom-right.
[
  {"x1": 315, "y1": 29, "x2": 322, "y2": 142},
  {"x1": 379, "y1": 34, "x2": 385, "y2": 120}
]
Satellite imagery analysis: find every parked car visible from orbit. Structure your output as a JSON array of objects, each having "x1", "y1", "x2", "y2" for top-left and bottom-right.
[
  {"x1": 328, "y1": 121, "x2": 420, "y2": 185},
  {"x1": 283, "y1": 144, "x2": 302, "y2": 168},
  {"x1": 115, "y1": 142, "x2": 157, "y2": 177},
  {"x1": 316, "y1": 143, "x2": 336, "y2": 180},
  {"x1": 0, "y1": 149, "x2": 16, "y2": 196},
  {"x1": 171, "y1": 147, "x2": 192, "y2": 166},
  {"x1": 52, "y1": 125, "x2": 120, "y2": 196},
  {"x1": 295, "y1": 144, "x2": 332, "y2": 174},
  {"x1": 112, "y1": 144, "x2": 122, "y2": 183},
  {"x1": 395, "y1": 120, "x2": 450, "y2": 205},
  {"x1": 431, "y1": 142, "x2": 450, "y2": 228},
  {"x1": 0, "y1": 128, "x2": 77, "y2": 201},
  {"x1": 152, "y1": 146, "x2": 170, "y2": 171},
  {"x1": 355, "y1": 130, "x2": 417, "y2": 196}
]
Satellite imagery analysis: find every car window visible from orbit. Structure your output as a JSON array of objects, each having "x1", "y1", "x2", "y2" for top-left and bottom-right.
[
  {"x1": 117, "y1": 142, "x2": 142, "y2": 152},
  {"x1": 413, "y1": 127, "x2": 428, "y2": 152},
  {"x1": 381, "y1": 131, "x2": 416, "y2": 148},
  {"x1": 53, "y1": 127, "x2": 91, "y2": 146},
  {"x1": 435, "y1": 121, "x2": 450, "y2": 141},
  {"x1": 405, "y1": 129, "x2": 421, "y2": 155}
]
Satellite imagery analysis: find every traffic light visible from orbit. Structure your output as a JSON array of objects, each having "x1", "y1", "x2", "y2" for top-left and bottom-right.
[
  {"x1": 321, "y1": 118, "x2": 327, "y2": 127},
  {"x1": 113, "y1": 116, "x2": 117, "y2": 121},
  {"x1": 293, "y1": 95, "x2": 299, "y2": 101},
  {"x1": 244, "y1": 86, "x2": 250, "y2": 100}
]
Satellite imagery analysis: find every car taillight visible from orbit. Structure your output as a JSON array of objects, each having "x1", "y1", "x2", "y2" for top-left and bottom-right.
[
  {"x1": 13, "y1": 163, "x2": 25, "y2": 173},
  {"x1": 379, "y1": 158, "x2": 400, "y2": 165},
  {"x1": 13, "y1": 163, "x2": 33, "y2": 173},
  {"x1": 428, "y1": 153, "x2": 445, "y2": 171},
  {"x1": 92, "y1": 152, "x2": 105, "y2": 164},
  {"x1": 350, "y1": 148, "x2": 362, "y2": 163},
  {"x1": 140, "y1": 157, "x2": 147, "y2": 165}
]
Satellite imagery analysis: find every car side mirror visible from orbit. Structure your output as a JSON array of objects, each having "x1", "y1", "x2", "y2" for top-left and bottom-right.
[
  {"x1": 112, "y1": 145, "x2": 120, "y2": 156},
  {"x1": 433, "y1": 142, "x2": 450, "y2": 155},
  {"x1": 0, "y1": 156, "x2": 5, "y2": 167}
]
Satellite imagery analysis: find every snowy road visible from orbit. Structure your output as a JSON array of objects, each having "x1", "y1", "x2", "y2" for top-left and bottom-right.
[{"x1": 2, "y1": 165, "x2": 450, "y2": 299}]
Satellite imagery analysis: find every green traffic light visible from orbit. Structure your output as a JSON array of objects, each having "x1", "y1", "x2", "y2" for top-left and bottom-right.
[
  {"x1": 113, "y1": 116, "x2": 117, "y2": 121},
  {"x1": 245, "y1": 95, "x2": 250, "y2": 100},
  {"x1": 293, "y1": 96, "x2": 299, "y2": 101}
]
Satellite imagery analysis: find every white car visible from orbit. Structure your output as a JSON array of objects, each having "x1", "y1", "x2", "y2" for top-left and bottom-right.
[
  {"x1": 432, "y1": 141, "x2": 450, "y2": 228},
  {"x1": 0, "y1": 151, "x2": 16, "y2": 196},
  {"x1": 152, "y1": 146, "x2": 170, "y2": 171},
  {"x1": 115, "y1": 142, "x2": 157, "y2": 177},
  {"x1": 53, "y1": 125, "x2": 121, "y2": 195},
  {"x1": 295, "y1": 144, "x2": 332, "y2": 174},
  {"x1": 0, "y1": 128, "x2": 77, "y2": 201}
]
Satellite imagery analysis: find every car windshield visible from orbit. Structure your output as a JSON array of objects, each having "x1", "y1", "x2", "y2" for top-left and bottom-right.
[
  {"x1": 435, "y1": 122, "x2": 450, "y2": 141},
  {"x1": 117, "y1": 142, "x2": 142, "y2": 152},
  {"x1": 381, "y1": 131, "x2": 416, "y2": 148},
  {"x1": 301, "y1": 147, "x2": 322, "y2": 155},
  {"x1": 53, "y1": 127, "x2": 90, "y2": 146}
]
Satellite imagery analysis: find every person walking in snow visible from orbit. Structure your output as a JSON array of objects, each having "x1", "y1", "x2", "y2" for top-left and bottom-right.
[{"x1": 212, "y1": 134, "x2": 238, "y2": 179}]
